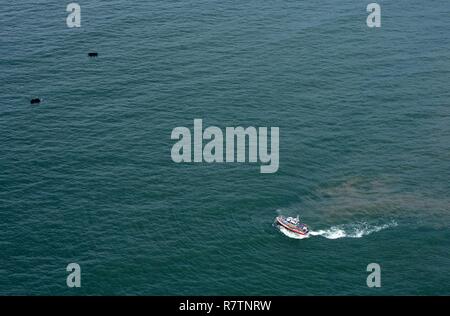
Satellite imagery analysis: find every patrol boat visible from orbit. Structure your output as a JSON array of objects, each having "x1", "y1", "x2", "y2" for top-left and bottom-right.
[{"x1": 276, "y1": 215, "x2": 309, "y2": 236}]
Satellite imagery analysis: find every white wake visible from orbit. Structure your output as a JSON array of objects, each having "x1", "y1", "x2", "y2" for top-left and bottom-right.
[{"x1": 277, "y1": 220, "x2": 398, "y2": 240}]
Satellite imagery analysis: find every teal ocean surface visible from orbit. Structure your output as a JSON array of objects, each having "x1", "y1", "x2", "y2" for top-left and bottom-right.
[{"x1": 1, "y1": 1, "x2": 449, "y2": 295}]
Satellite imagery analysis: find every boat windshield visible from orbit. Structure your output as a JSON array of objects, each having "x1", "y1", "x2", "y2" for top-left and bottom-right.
[{"x1": 286, "y1": 217, "x2": 300, "y2": 225}]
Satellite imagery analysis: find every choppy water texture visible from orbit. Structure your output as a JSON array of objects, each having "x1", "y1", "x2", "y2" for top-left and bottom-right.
[{"x1": 1, "y1": 1, "x2": 449, "y2": 295}]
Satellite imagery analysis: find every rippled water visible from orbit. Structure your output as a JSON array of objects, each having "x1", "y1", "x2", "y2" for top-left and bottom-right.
[{"x1": 1, "y1": 1, "x2": 449, "y2": 295}]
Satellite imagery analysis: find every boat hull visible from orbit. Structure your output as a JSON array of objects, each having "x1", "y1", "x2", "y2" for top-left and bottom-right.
[{"x1": 276, "y1": 216, "x2": 309, "y2": 236}]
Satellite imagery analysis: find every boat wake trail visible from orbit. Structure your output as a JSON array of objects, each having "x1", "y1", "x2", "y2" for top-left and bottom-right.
[
  {"x1": 309, "y1": 220, "x2": 398, "y2": 239},
  {"x1": 277, "y1": 220, "x2": 398, "y2": 240}
]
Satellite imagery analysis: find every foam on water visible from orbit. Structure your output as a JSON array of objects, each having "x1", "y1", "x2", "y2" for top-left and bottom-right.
[{"x1": 277, "y1": 220, "x2": 398, "y2": 240}]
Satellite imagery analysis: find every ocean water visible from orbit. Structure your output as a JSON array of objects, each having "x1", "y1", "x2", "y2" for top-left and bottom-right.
[{"x1": 1, "y1": 0, "x2": 449, "y2": 295}]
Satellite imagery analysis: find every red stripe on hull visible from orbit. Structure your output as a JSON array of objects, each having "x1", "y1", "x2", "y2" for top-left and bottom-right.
[{"x1": 276, "y1": 218, "x2": 308, "y2": 235}]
